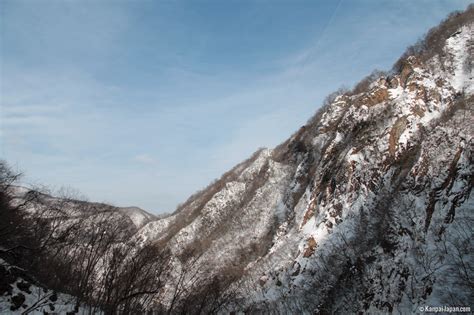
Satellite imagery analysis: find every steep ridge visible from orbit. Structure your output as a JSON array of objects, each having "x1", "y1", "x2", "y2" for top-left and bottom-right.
[{"x1": 135, "y1": 7, "x2": 473, "y2": 313}]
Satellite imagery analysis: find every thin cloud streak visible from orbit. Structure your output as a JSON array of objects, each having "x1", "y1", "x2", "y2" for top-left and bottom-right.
[{"x1": 1, "y1": 0, "x2": 471, "y2": 212}]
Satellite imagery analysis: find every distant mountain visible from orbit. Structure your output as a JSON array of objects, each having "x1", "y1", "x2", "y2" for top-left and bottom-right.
[
  {"x1": 10, "y1": 185, "x2": 156, "y2": 229},
  {"x1": 1, "y1": 6, "x2": 472, "y2": 314}
]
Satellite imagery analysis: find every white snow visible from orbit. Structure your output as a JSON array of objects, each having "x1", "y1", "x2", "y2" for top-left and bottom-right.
[{"x1": 445, "y1": 24, "x2": 473, "y2": 94}]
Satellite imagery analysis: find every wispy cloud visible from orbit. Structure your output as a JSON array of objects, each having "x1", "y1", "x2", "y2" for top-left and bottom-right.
[
  {"x1": 133, "y1": 154, "x2": 157, "y2": 165},
  {"x1": 1, "y1": 0, "x2": 471, "y2": 213}
]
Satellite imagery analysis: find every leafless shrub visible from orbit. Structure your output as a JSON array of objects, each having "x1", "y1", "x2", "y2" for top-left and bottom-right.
[
  {"x1": 393, "y1": 4, "x2": 474, "y2": 72},
  {"x1": 0, "y1": 162, "x2": 29, "y2": 256},
  {"x1": 350, "y1": 69, "x2": 387, "y2": 95}
]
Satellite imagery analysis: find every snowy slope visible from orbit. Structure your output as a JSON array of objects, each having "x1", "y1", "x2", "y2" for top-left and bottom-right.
[
  {"x1": 117, "y1": 206, "x2": 157, "y2": 229},
  {"x1": 0, "y1": 259, "x2": 86, "y2": 314},
  {"x1": 133, "y1": 14, "x2": 473, "y2": 313}
]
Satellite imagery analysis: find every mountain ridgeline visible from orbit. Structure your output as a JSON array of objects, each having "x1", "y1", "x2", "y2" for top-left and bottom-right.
[{"x1": 1, "y1": 6, "x2": 473, "y2": 314}]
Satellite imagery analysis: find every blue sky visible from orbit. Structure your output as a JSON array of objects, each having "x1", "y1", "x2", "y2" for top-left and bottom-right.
[{"x1": 1, "y1": 0, "x2": 470, "y2": 213}]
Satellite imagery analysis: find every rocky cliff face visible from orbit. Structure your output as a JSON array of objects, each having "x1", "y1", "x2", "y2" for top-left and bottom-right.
[{"x1": 134, "y1": 9, "x2": 473, "y2": 313}]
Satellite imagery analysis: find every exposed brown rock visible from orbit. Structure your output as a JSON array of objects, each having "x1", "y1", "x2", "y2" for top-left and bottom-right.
[
  {"x1": 388, "y1": 116, "x2": 408, "y2": 156},
  {"x1": 303, "y1": 236, "x2": 317, "y2": 258},
  {"x1": 427, "y1": 89, "x2": 442, "y2": 103},
  {"x1": 301, "y1": 199, "x2": 317, "y2": 227},
  {"x1": 411, "y1": 105, "x2": 426, "y2": 117},
  {"x1": 354, "y1": 87, "x2": 389, "y2": 107},
  {"x1": 370, "y1": 88, "x2": 389, "y2": 105},
  {"x1": 399, "y1": 56, "x2": 422, "y2": 87},
  {"x1": 400, "y1": 66, "x2": 413, "y2": 88},
  {"x1": 389, "y1": 76, "x2": 400, "y2": 89},
  {"x1": 407, "y1": 82, "x2": 418, "y2": 92}
]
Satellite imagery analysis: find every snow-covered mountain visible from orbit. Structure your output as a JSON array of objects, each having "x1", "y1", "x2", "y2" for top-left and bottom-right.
[
  {"x1": 1, "y1": 6, "x2": 472, "y2": 314},
  {"x1": 132, "y1": 8, "x2": 473, "y2": 313},
  {"x1": 10, "y1": 185, "x2": 157, "y2": 230}
]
